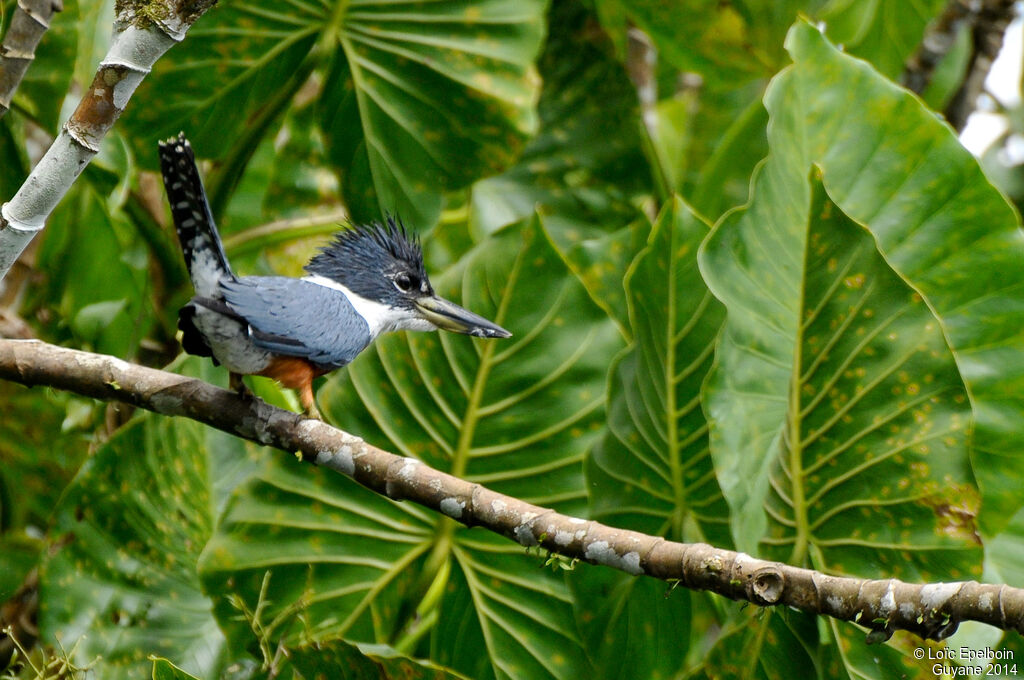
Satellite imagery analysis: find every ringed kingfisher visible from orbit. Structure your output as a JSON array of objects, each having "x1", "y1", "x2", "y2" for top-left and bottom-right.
[{"x1": 157, "y1": 133, "x2": 510, "y2": 419}]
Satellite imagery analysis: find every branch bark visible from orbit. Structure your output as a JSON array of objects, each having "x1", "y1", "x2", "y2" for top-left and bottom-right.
[
  {"x1": 0, "y1": 0, "x2": 63, "y2": 118},
  {"x1": 1, "y1": 338, "x2": 1023, "y2": 642},
  {"x1": 0, "y1": 0, "x2": 217, "y2": 281}
]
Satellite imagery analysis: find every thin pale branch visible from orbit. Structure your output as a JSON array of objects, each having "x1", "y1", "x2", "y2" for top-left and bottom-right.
[
  {"x1": 0, "y1": 0, "x2": 63, "y2": 118},
  {"x1": 1, "y1": 338, "x2": 1022, "y2": 643},
  {"x1": 0, "y1": 0, "x2": 217, "y2": 281}
]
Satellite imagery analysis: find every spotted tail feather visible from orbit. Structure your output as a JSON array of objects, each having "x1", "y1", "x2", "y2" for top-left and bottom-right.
[{"x1": 157, "y1": 133, "x2": 234, "y2": 298}]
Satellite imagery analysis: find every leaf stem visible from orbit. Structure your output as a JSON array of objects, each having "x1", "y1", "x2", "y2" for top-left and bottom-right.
[
  {"x1": 665, "y1": 221, "x2": 685, "y2": 539},
  {"x1": 788, "y1": 256, "x2": 809, "y2": 566},
  {"x1": 221, "y1": 209, "x2": 349, "y2": 255}
]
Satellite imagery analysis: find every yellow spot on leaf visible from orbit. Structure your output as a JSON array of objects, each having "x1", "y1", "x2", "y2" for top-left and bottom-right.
[{"x1": 843, "y1": 273, "x2": 865, "y2": 289}]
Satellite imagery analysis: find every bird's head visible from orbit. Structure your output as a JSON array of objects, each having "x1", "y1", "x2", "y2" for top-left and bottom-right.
[{"x1": 304, "y1": 217, "x2": 511, "y2": 339}]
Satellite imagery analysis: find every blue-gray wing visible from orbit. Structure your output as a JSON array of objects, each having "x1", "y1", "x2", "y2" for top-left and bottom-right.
[{"x1": 219, "y1": 276, "x2": 371, "y2": 368}]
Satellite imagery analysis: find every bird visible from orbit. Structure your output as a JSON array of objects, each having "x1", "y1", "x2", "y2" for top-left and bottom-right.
[{"x1": 157, "y1": 133, "x2": 511, "y2": 419}]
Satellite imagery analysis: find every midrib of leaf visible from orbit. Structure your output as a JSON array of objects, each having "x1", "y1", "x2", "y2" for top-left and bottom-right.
[
  {"x1": 424, "y1": 231, "x2": 527, "y2": 577},
  {"x1": 787, "y1": 217, "x2": 811, "y2": 567},
  {"x1": 743, "y1": 615, "x2": 773, "y2": 678},
  {"x1": 664, "y1": 226, "x2": 684, "y2": 539},
  {"x1": 452, "y1": 545, "x2": 506, "y2": 678},
  {"x1": 450, "y1": 242, "x2": 524, "y2": 480},
  {"x1": 454, "y1": 546, "x2": 570, "y2": 680},
  {"x1": 234, "y1": 3, "x2": 316, "y2": 26}
]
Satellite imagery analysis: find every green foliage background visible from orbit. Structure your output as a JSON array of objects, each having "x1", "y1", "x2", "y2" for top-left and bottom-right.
[{"x1": 1, "y1": 1, "x2": 1023, "y2": 678}]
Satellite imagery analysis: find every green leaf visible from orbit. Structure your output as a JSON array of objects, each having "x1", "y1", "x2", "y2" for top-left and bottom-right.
[
  {"x1": 817, "y1": 0, "x2": 947, "y2": 79},
  {"x1": 200, "y1": 217, "x2": 622, "y2": 680},
  {"x1": 785, "y1": 22, "x2": 1024, "y2": 533},
  {"x1": 699, "y1": 32, "x2": 980, "y2": 581},
  {"x1": 686, "y1": 84, "x2": 770, "y2": 222},
  {"x1": 593, "y1": 0, "x2": 772, "y2": 80},
  {"x1": 570, "y1": 564, "x2": 691, "y2": 680},
  {"x1": 151, "y1": 657, "x2": 202, "y2": 680},
  {"x1": 469, "y1": 1, "x2": 647, "y2": 236},
  {"x1": 336, "y1": 0, "x2": 546, "y2": 227},
  {"x1": 541, "y1": 212, "x2": 647, "y2": 341},
  {"x1": 40, "y1": 361, "x2": 264, "y2": 679},
  {"x1": 588, "y1": 198, "x2": 729, "y2": 546},
  {"x1": 123, "y1": 0, "x2": 546, "y2": 230},
  {"x1": 0, "y1": 382, "x2": 88, "y2": 532},
  {"x1": 29, "y1": 183, "x2": 155, "y2": 359},
  {"x1": 70, "y1": 299, "x2": 128, "y2": 342},
  {"x1": 920, "y1": 25, "x2": 971, "y2": 112},
  {"x1": 684, "y1": 610, "x2": 819, "y2": 680},
  {"x1": 576, "y1": 199, "x2": 727, "y2": 680},
  {"x1": 288, "y1": 640, "x2": 471, "y2": 679}
]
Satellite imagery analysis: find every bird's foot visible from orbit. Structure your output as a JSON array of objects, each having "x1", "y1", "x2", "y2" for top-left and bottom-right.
[
  {"x1": 297, "y1": 382, "x2": 325, "y2": 421},
  {"x1": 301, "y1": 398, "x2": 324, "y2": 421},
  {"x1": 229, "y1": 373, "x2": 256, "y2": 401}
]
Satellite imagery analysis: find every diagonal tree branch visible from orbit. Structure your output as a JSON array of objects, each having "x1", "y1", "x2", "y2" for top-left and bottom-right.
[
  {"x1": 0, "y1": 0, "x2": 217, "y2": 281},
  {"x1": 1, "y1": 337, "x2": 1023, "y2": 643},
  {"x1": 0, "y1": 0, "x2": 63, "y2": 119}
]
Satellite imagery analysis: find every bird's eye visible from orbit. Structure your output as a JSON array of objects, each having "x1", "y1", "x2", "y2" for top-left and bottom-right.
[{"x1": 394, "y1": 272, "x2": 416, "y2": 293}]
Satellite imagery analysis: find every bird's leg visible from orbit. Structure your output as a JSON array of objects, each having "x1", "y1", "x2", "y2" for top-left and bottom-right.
[
  {"x1": 297, "y1": 380, "x2": 322, "y2": 420},
  {"x1": 229, "y1": 372, "x2": 255, "y2": 401}
]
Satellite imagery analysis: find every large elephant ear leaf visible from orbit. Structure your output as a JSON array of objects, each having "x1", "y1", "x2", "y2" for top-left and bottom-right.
[
  {"x1": 335, "y1": 0, "x2": 547, "y2": 226},
  {"x1": 693, "y1": 19, "x2": 995, "y2": 674},
  {"x1": 576, "y1": 198, "x2": 727, "y2": 680},
  {"x1": 698, "y1": 26, "x2": 981, "y2": 579},
  {"x1": 763, "y1": 181, "x2": 978, "y2": 579},
  {"x1": 123, "y1": 0, "x2": 547, "y2": 229},
  {"x1": 588, "y1": 197, "x2": 728, "y2": 545},
  {"x1": 470, "y1": 1, "x2": 650, "y2": 237},
  {"x1": 784, "y1": 22, "x2": 1024, "y2": 535}
]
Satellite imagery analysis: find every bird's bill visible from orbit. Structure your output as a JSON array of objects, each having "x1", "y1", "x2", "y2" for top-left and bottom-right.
[{"x1": 415, "y1": 295, "x2": 511, "y2": 338}]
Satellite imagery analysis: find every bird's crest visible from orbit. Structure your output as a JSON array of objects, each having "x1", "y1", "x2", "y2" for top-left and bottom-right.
[{"x1": 305, "y1": 216, "x2": 426, "y2": 282}]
